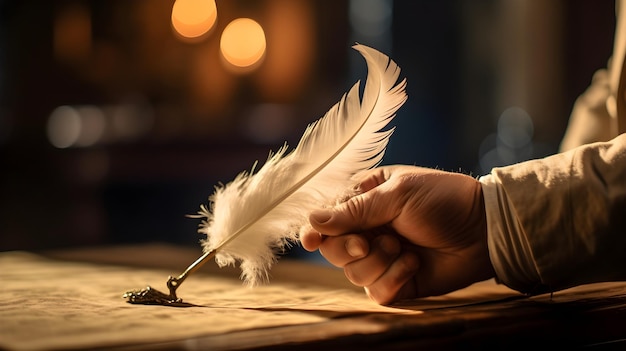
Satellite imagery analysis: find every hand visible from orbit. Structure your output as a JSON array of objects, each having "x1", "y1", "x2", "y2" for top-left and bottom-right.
[{"x1": 300, "y1": 165, "x2": 495, "y2": 304}]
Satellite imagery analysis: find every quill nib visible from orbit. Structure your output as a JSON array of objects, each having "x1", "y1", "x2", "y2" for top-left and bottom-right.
[
  {"x1": 123, "y1": 249, "x2": 217, "y2": 307},
  {"x1": 123, "y1": 284, "x2": 183, "y2": 306}
]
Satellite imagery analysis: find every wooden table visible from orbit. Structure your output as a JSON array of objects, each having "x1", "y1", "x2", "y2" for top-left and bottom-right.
[{"x1": 1, "y1": 244, "x2": 625, "y2": 350}]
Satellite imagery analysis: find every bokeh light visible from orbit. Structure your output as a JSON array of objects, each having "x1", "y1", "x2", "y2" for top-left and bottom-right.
[
  {"x1": 220, "y1": 18, "x2": 266, "y2": 69},
  {"x1": 171, "y1": 0, "x2": 217, "y2": 39},
  {"x1": 74, "y1": 106, "x2": 106, "y2": 147},
  {"x1": 497, "y1": 106, "x2": 534, "y2": 148},
  {"x1": 478, "y1": 106, "x2": 536, "y2": 173},
  {"x1": 46, "y1": 102, "x2": 154, "y2": 148},
  {"x1": 349, "y1": 0, "x2": 392, "y2": 37},
  {"x1": 47, "y1": 106, "x2": 82, "y2": 149},
  {"x1": 47, "y1": 105, "x2": 106, "y2": 148}
]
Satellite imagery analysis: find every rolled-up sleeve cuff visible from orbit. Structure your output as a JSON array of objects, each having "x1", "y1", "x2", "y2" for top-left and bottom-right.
[{"x1": 479, "y1": 174, "x2": 549, "y2": 295}]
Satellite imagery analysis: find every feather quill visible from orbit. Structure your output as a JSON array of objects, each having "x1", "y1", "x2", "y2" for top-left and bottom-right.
[{"x1": 196, "y1": 44, "x2": 408, "y2": 285}]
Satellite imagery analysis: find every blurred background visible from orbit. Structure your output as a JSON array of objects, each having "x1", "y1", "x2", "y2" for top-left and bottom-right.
[{"x1": 0, "y1": 0, "x2": 616, "y2": 253}]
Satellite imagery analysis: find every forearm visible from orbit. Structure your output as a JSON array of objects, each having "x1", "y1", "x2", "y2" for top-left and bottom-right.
[{"x1": 480, "y1": 133, "x2": 626, "y2": 294}]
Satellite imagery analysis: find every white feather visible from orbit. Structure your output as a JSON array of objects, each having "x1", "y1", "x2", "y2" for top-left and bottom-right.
[{"x1": 196, "y1": 44, "x2": 408, "y2": 285}]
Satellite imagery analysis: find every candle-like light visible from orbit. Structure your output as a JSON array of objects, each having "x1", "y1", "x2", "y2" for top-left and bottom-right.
[
  {"x1": 220, "y1": 18, "x2": 266, "y2": 69},
  {"x1": 171, "y1": 0, "x2": 217, "y2": 39}
]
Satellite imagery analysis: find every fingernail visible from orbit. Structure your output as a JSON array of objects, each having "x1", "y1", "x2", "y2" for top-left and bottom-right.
[
  {"x1": 346, "y1": 238, "x2": 365, "y2": 258},
  {"x1": 310, "y1": 209, "x2": 332, "y2": 224}
]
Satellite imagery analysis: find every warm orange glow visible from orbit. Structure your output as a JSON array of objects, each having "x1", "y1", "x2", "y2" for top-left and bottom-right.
[
  {"x1": 189, "y1": 43, "x2": 237, "y2": 120},
  {"x1": 54, "y1": 3, "x2": 92, "y2": 63},
  {"x1": 254, "y1": 0, "x2": 315, "y2": 101},
  {"x1": 220, "y1": 18, "x2": 266, "y2": 69},
  {"x1": 171, "y1": 0, "x2": 217, "y2": 39}
]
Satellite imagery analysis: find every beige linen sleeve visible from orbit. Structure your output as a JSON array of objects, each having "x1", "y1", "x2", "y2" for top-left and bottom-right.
[
  {"x1": 480, "y1": 133, "x2": 626, "y2": 294},
  {"x1": 559, "y1": 69, "x2": 614, "y2": 152}
]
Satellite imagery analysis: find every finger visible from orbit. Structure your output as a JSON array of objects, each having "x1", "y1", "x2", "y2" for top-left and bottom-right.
[
  {"x1": 342, "y1": 235, "x2": 401, "y2": 286},
  {"x1": 318, "y1": 234, "x2": 369, "y2": 267},
  {"x1": 299, "y1": 226, "x2": 324, "y2": 252},
  {"x1": 352, "y1": 167, "x2": 390, "y2": 193},
  {"x1": 352, "y1": 165, "x2": 421, "y2": 192},
  {"x1": 364, "y1": 251, "x2": 420, "y2": 305},
  {"x1": 309, "y1": 184, "x2": 400, "y2": 236}
]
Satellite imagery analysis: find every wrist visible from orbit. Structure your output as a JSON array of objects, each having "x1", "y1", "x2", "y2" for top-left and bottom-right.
[{"x1": 472, "y1": 180, "x2": 496, "y2": 281}]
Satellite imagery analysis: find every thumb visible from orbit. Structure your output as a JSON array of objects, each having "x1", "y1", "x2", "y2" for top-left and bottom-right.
[{"x1": 309, "y1": 186, "x2": 400, "y2": 236}]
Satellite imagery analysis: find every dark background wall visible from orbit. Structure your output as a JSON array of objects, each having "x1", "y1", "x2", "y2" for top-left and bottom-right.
[{"x1": 0, "y1": 0, "x2": 616, "y2": 252}]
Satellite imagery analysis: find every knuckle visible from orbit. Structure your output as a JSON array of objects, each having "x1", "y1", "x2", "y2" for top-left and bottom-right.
[
  {"x1": 392, "y1": 173, "x2": 417, "y2": 192},
  {"x1": 344, "y1": 266, "x2": 366, "y2": 286},
  {"x1": 389, "y1": 254, "x2": 419, "y2": 288},
  {"x1": 377, "y1": 235, "x2": 401, "y2": 256},
  {"x1": 344, "y1": 196, "x2": 365, "y2": 222},
  {"x1": 399, "y1": 252, "x2": 420, "y2": 276}
]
